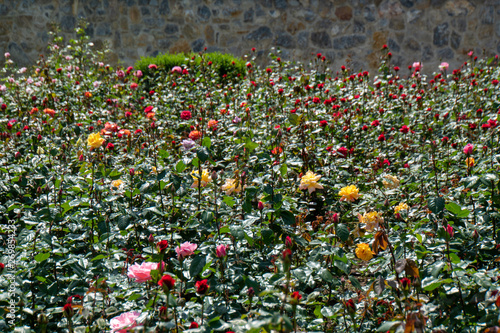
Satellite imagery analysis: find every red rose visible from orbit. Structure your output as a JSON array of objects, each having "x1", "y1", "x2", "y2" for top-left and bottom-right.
[
  {"x1": 195, "y1": 279, "x2": 209, "y2": 295},
  {"x1": 63, "y1": 303, "x2": 74, "y2": 318},
  {"x1": 189, "y1": 322, "x2": 199, "y2": 329},
  {"x1": 157, "y1": 240, "x2": 168, "y2": 252},
  {"x1": 158, "y1": 274, "x2": 176, "y2": 292},
  {"x1": 180, "y1": 110, "x2": 192, "y2": 120}
]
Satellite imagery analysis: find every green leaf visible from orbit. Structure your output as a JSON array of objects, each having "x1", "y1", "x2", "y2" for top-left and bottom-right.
[
  {"x1": 319, "y1": 268, "x2": 334, "y2": 283},
  {"x1": 449, "y1": 253, "x2": 461, "y2": 264},
  {"x1": 196, "y1": 147, "x2": 209, "y2": 162},
  {"x1": 189, "y1": 255, "x2": 206, "y2": 278},
  {"x1": 279, "y1": 163, "x2": 287, "y2": 177},
  {"x1": 349, "y1": 276, "x2": 362, "y2": 290},
  {"x1": 201, "y1": 210, "x2": 214, "y2": 223},
  {"x1": 175, "y1": 160, "x2": 186, "y2": 173},
  {"x1": 334, "y1": 259, "x2": 350, "y2": 275},
  {"x1": 91, "y1": 254, "x2": 107, "y2": 261},
  {"x1": 35, "y1": 252, "x2": 50, "y2": 263},
  {"x1": 428, "y1": 196, "x2": 445, "y2": 215},
  {"x1": 245, "y1": 138, "x2": 258, "y2": 152},
  {"x1": 222, "y1": 195, "x2": 235, "y2": 208},
  {"x1": 445, "y1": 202, "x2": 470, "y2": 218},
  {"x1": 320, "y1": 306, "x2": 334, "y2": 318},
  {"x1": 202, "y1": 136, "x2": 211, "y2": 149},
  {"x1": 422, "y1": 277, "x2": 442, "y2": 291},
  {"x1": 261, "y1": 228, "x2": 274, "y2": 243},
  {"x1": 280, "y1": 210, "x2": 295, "y2": 225},
  {"x1": 336, "y1": 223, "x2": 349, "y2": 242}
]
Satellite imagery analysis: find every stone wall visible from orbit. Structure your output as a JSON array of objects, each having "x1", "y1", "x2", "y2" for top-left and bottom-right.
[{"x1": 0, "y1": 0, "x2": 499, "y2": 73}]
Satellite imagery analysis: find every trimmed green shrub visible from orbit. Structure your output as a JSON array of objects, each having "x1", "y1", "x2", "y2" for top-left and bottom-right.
[{"x1": 134, "y1": 52, "x2": 247, "y2": 81}]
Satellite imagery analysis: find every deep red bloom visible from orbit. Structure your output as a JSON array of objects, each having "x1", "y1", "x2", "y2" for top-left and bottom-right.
[
  {"x1": 189, "y1": 322, "x2": 199, "y2": 329},
  {"x1": 320, "y1": 120, "x2": 328, "y2": 127},
  {"x1": 400, "y1": 278, "x2": 411, "y2": 291},
  {"x1": 158, "y1": 274, "x2": 176, "y2": 291},
  {"x1": 378, "y1": 134, "x2": 385, "y2": 142},
  {"x1": 196, "y1": 279, "x2": 209, "y2": 295},
  {"x1": 63, "y1": 303, "x2": 74, "y2": 318},
  {"x1": 399, "y1": 125, "x2": 409, "y2": 134},
  {"x1": 157, "y1": 240, "x2": 168, "y2": 252},
  {"x1": 180, "y1": 110, "x2": 192, "y2": 120},
  {"x1": 337, "y1": 146, "x2": 348, "y2": 158}
]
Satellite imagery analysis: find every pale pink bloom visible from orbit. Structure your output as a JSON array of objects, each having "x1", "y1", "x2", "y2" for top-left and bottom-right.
[
  {"x1": 135, "y1": 70, "x2": 143, "y2": 78},
  {"x1": 148, "y1": 64, "x2": 158, "y2": 70},
  {"x1": 93, "y1": 81, "x2": 101, "y2": 88},
  {"x1": 99, "y1": 62, "x2": 104, "y2": 67},
  {"x1": 175, "y1": 242, "x2": 197, "y2": 260},
  {"x1": 172, "y1": 66, "x2": 182, "y2": 74},
  {"x1": 109, "y1": 311, "x2": 142, "y2": 332},
  {"x1": 27, "y1": 78, "x2": 33, "y2": 84},
  {"x1": 412, "y1": 62, "x2": 422, "y2": 71},
  {"x1": 468, "y1": 50, "x2": 473, "y2": 57},
  {"x1": 463, "y1": 143, "x2": 473, "y2": 155},
  {"x1": 19, "y1": 67, "x2": 27, "y2": 74},
  {"x1": 439, "y1": 62, "x2": 449, "y2": 71},
  {"x1": 216, "y1": 245, "x2": 229, "y2": 258},
  {"x1": 4, "y1": 52, "x2": 10, "y2": 58},
  {"x1": 0, "y1": 85, "x2": 6, "y2": 91},
  {"x1": 116, "y1": 70, "x2": 125, "y2": 78},
  {"x1": 66, "y1": 56, "x2": 72, "y2": 61},
  {"x1": 127, "y1": 262, "x2": 160, "y2": 283}
]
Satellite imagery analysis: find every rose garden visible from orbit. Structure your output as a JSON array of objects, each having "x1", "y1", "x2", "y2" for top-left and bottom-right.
[{"x1": 0, "y1": 27, "x2": 500, "y2": 332}]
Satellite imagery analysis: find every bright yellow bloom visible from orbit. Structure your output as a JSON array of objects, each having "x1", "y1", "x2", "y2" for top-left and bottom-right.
[
  {"x1": 87, "y1": 132, "x2": 105, "y2": 149},
  {"x1": 394, "y1": 202, "x2": 409, "y2": 214},
  {"x1": 339, "y1": 185, "x2": 360, "y2": 202},
  {"x1": 382, "y1": 175, "x2": 400, "y2": 189},
  {"x1": 299, "y1": 171, "x2": 324, "y2": 194},
  {"x1": 355, "y1": 243, "x2": 374, "y2": 261},
  {"x1": 465, "y1": 157, "x2": 475, "y2": 167},
  {"x1": 361, "y1": 211, "x2": 383, "y2": 232},
  {"x1": 191, "y1": 169, "x2": 212, "y2": 188},
  {"x1": 111, "y1": 179, "x2": 123, "y2": 188},
  {"x1": 221, "y1": 178, "x2": 242, "y2": 195}
]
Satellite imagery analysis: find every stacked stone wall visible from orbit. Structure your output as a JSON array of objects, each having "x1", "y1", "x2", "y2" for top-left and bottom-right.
[{"x1": 0, "y1": 0, "x2": 499, "y2": 73}]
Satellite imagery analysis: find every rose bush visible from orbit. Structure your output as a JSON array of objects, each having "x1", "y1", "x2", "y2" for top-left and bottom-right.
[{"x1": 0, "y1": 26, "x2": 499, "y2": 332}]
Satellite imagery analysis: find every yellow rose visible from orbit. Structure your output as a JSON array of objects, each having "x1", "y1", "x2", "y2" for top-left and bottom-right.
[
  {"x1": 339, "y1": 185, "x2": 360, "y2": 202},
  {"x1": 191, "y1": 169, "x2": 212, "y2": 188},
  {"x1": 299, "y1": 171, "x2": 324, "y2": 194},
  {"x1": 111, "y1": 179, "x2": 123, "y2": 188},
  {"x1": 382, "y1": 175, "x2": 400, "y2": 189},
  {"x1": 221, "y1": 178, "x2": 242, "y2": 195},
  {"x1": 394, "y1": 202, "x2": 409, "y2": 214},
  {"x1": 87, "y1": 133, "x2": 105, "y2": 149},
  {"x1": 355, "y1": 243, "x2": 374, "y2": 261},
  {"x1": 465, "y1": 157, "x2": 475, "y2": 168}
]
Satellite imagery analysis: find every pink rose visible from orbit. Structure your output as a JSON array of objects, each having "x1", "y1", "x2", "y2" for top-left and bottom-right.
[
  {"x1": 172, "y1": 66, "x2": 182, "y2": 74},
  {"x1": 110, "y1": 311, "x2": 142, "y2": 332},
  {"x1": 175, "y1": 242, "x2": 197, "y2": 260},
  {"x1": 463, "y1": 143, "x2": 473, "y2": 155},
  {"x1": 127, "y1": 262, "x2": 159, "y2": 283},
  {"x1": 216, "y1": 245, "x2": 228, "y2": 258},
  {"x1": 439, "y1": 62, "x2": 449, "y2": 71},
  {"x1": 412, "y1": 62, "x2": 422, "y2": 71}
]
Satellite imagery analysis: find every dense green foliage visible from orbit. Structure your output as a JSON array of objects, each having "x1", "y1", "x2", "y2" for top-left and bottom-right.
[
  {"x1": 0, "y1": 27, "x2": 500, "y2": 332},
  {"x1": 134, "y1": 52, "x2": 247, "y2": 82}
]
